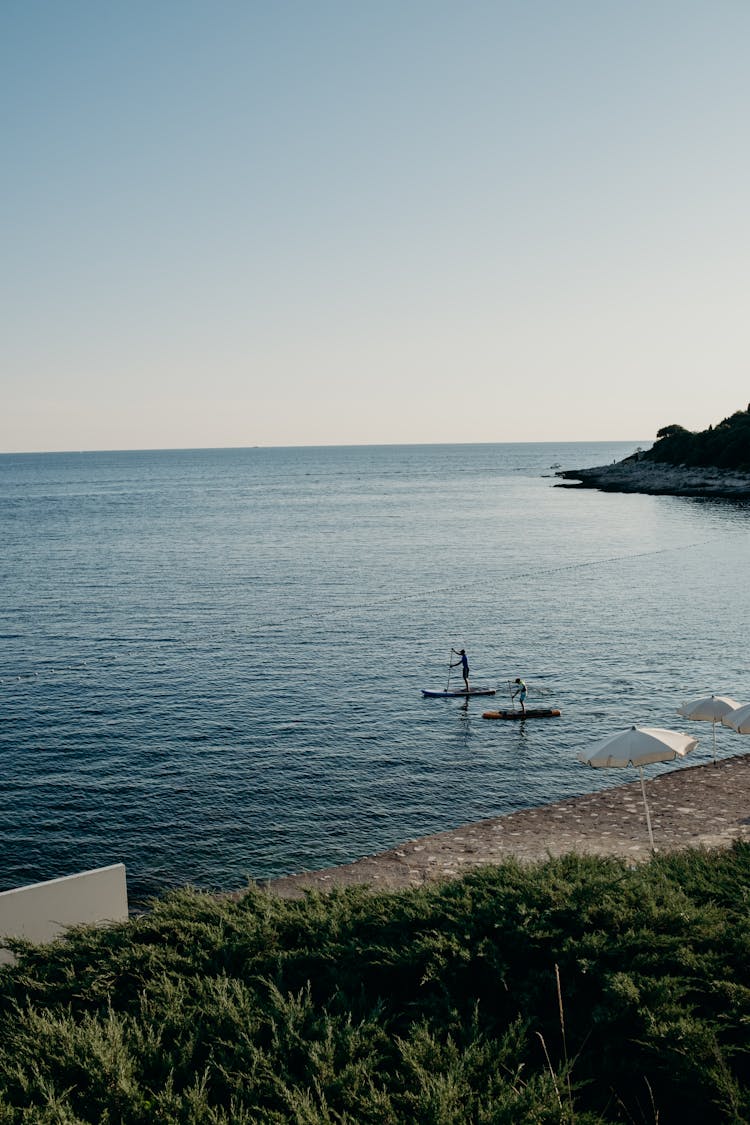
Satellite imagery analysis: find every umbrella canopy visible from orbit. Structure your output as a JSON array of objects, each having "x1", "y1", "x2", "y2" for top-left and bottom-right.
[
  {"x1": 579, "y1": 726, "x2": 698, "y2": 768},
  {"x1": 721, "y1": 704, "x2": 750, "y2": 735},
  {"x1": 579, "y1": 726, "x2": 698, "y2": 850},
  {"x1": 677, "y1": 694, "x2": 743, "y2": 762},
  {"x1": 677, "y1": 695, "x2": 742, "y2": 722}
]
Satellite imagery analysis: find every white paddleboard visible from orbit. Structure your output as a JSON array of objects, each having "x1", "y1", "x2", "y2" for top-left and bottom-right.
[{"x1": 422, "y1": 688, "x2": 496, "y2": 698}]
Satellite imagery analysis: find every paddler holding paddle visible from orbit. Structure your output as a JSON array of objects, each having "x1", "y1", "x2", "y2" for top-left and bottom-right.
[
  {"x1": 511, "y1": 677, "x2": 527, "y2": 715},
  {"x1": 450, "y1": 648, "x2": 470, "y2": 692}
]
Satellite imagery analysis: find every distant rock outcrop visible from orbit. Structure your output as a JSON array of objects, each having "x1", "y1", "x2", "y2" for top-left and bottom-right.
[
  {"x1": 557, "y1": 406, "x2": 750, "y2": 497},
  {"x1": 556, "y1": 459, "x2": 750, "y2": 497}
]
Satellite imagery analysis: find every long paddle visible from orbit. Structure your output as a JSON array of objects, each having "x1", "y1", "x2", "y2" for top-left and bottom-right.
[{"x1": 446, "y1": 647, "x2": 454, "y2": 693}]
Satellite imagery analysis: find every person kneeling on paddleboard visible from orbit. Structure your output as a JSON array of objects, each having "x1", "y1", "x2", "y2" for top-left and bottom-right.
[
  {"x1": 512, "y1": 677, "x2": 527, "y2": 714},
  {"x1": 451, "y1": 648, "x2": 470, "y2": 692}
]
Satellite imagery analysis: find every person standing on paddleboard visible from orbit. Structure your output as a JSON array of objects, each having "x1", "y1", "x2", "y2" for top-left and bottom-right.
[
  {"x1": 512, "y1": 677, "x2": 527, "y2": 714},
  {"x1": 451, "y1": 648, "x2": 470, "y2": 692}
]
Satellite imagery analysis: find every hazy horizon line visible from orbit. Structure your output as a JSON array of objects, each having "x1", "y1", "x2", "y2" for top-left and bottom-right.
[{"x1": 0, "y1": 438, "x2": 648, "y2": 458}]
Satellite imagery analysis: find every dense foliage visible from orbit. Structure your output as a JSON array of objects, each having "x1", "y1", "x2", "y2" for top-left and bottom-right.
[
  {"x1": 1, "y1": 846, "x2": 750, "y2": 1123},
  {"x1": 641, "y1": 407, "x2": 750, "y2": 471}
]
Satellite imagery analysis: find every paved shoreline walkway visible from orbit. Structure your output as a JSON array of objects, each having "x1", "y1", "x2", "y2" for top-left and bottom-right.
[{"x1": 267, "y1": 754, "x2": 750, "y2": 899}]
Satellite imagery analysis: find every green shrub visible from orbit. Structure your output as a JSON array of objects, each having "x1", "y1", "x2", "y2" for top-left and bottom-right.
[{"x1": 1, "y1": 845, "x2": 749, "y2": 1122}]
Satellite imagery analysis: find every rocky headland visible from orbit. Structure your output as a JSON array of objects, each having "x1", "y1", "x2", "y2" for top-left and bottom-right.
[
  {"x1": 557, "y1": 405, "x2": 750, "y2": 498},
  {"x1": 556, "y1": 457, "x2": 750, "y2": 497}
]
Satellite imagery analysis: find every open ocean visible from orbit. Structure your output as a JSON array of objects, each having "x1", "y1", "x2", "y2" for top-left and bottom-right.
[{"x1": 2, "y1": 442, "x2": 749, "y2": 903}]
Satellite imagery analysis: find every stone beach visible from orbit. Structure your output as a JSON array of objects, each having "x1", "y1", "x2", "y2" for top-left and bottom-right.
[{"x1": 267, "y1": 753, "x2": 750, "y2": 899}]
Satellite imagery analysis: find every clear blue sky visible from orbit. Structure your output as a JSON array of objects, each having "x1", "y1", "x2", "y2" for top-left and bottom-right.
[{"x1": 3, "y1": 1, "x2": 749, "y2": 452}]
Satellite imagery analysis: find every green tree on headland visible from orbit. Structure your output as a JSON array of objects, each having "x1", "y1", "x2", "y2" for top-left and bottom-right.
[{"x1": 639, "y1": 405, "x2": 750, "y2": 471}]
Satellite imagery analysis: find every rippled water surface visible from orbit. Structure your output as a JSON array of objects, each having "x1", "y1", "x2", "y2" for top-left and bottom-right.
[{"x1": 2, "y1": 443, "x2": 748, "y2": 901}]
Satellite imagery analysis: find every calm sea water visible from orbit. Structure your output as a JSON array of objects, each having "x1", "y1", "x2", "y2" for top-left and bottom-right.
[{"x1": 2, "y1": 443, "x2": 749, "y2": 902}]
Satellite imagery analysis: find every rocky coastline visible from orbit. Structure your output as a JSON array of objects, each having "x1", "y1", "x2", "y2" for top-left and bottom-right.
[{"x1": 556, "y1": 457, "x2": 750, "y2": 498}]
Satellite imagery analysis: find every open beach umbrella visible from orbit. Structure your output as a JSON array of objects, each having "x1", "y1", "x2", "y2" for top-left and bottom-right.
[
  {"x1": 578, "y1": 726, "x2": 698, "y2": 851},
  {"x1": 721, "y1": 704, "x2": 750, "y2": 736},
  {"x1": 677, "y1": 694, "x2": 742, "y2": 763}
]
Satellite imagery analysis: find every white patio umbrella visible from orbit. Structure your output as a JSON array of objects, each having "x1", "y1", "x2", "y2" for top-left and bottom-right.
[
  {"x1": 676, "y1": 695, "x2": 743, "y2": 763},
  {"x1": 721, "y1": 703, "x2": 750, "y2": 736},
  {"x1": 578, "y1": 726, "x2": 698, "y2": 851}
]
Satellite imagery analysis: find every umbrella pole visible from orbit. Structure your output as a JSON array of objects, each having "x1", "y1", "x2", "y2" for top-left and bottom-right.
[
  {"x1": 712, "y1": 719, "x2": 717, "y2": 765},
  {"x1": 638, "y1": 766, "x2": 656, "y2": 851}
]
